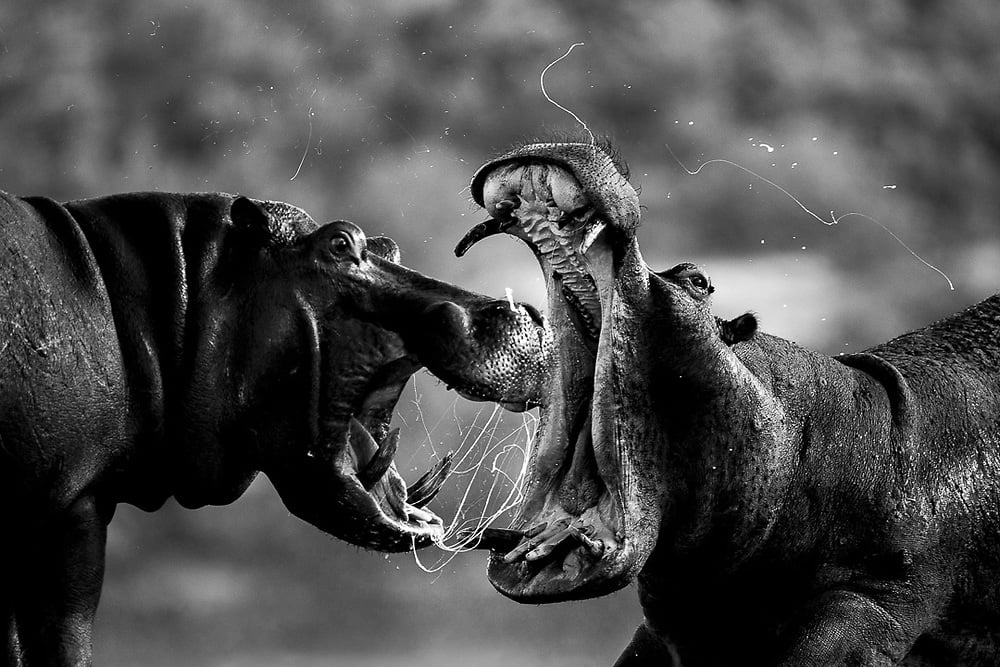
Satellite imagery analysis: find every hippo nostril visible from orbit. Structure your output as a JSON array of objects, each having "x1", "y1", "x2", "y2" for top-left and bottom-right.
[{"x1": 422, "y1": 301, "x2": 470, "y2": 334}]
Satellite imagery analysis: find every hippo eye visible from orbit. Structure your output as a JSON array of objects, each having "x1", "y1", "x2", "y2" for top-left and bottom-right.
[
  {"x1": 690, "y1": 273, "x2": 710, "y2": 290},
  {"x1": 330, "y1": 232, "x2": 351, "y2": 254}
]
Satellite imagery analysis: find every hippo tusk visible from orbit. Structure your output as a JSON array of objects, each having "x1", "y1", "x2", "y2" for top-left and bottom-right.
[
  {"x1": 502, "y1": 519, "x2": 569, "y2": 563},
  {"x1": 454, "y1": 218, "x2": 511, "y2": 257},
  {"x1": 405, "y1": 452, "x2": 454, "y2": 508},
  {"x1": 356, "y1": 426, "x2": 400, "y2": 491},
  {"x1": 578, "y1": 220, "x2": 607, "y2": 255},
  {"x1": 498, "y1": 518, "x2": 604, "y2": 563},
  {"x1": 524, "y1": 525, "x2": 576, "y2": 562},
  {"x1": 459, "y1": 527, "x2": 528, "y2": 552},
  {"x1": 568, "y1": 524, "x2": 605, "y2": 557}
]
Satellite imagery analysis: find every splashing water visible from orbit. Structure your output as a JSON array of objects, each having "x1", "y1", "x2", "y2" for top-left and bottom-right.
[
  {"x1": 663, "y1": 142, "x2": 955, "y2": 290},
  {"x1": 399, "y1": 377, "x2": 536, "y2": 574},
  {"x1": 540, "y1": 42, "x2": 595, "y2": 145},
  {"x1": 411, "y1": 406, "x2": 535, "y2": 575},
  {"x1": 289, "y1": 105, "x2": 314, "y2": 181}
]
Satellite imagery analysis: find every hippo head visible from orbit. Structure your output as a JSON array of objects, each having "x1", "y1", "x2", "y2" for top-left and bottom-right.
[
  {"x1": 454, "y1": 142, "x2": 756, "y2": 600},
  {"x1": 219, "y1": 197, "x2": 546, "y2": 552}
]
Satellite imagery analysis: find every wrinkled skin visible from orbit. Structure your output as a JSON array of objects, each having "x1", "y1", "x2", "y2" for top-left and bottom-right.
[
  {"x1": 0, "y1": 190, "x2": 544, "y2": 666},
  {"x1": 453, "y1": 142, "x2": 1000, "y2": 665}
]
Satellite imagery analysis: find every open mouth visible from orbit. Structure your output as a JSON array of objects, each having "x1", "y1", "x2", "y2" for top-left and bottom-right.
[
  {"x1": 343, "y1": 356, "x2": 453, "y2": 532},
  {"x1": 285, "y1": 351, "x2": 454, "y2": 552},
  {"x1": 456, "y1": 143, "x2": 657, "y2": 601}
]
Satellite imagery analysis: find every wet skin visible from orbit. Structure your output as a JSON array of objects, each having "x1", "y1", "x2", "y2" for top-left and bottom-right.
[
  {"x1": 452, "y1": 142, "x2": 1000, "y2": 665},
  {"x1": 0, "y1": 190, "x2": 545, "y2": 666}
]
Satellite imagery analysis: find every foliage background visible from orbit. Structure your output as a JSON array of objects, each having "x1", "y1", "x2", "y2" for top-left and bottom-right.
[{"x1": 2, "y1": 1, "x2": 998, "y2": 665}]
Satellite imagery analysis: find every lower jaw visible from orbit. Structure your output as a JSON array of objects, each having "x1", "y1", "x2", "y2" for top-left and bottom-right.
[
  {"x1": 485, "y1": 408, "x2": 639, "y2": 602},
  {"x1": 486, "y1": 525, "x2": 637, "y2": 602}
]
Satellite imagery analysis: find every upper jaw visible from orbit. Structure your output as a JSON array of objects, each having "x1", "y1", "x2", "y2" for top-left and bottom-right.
[
  {"x1": 469, "y1": 142, "x2": 641, "y2": 237},
  {"x1": 459, "y1": 149, "x2": 661, "y2": 601}
]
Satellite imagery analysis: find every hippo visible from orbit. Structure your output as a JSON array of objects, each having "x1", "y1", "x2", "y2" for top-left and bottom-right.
[
  {"x1": 452, "y1": 141, "x2": 1000, "y2": 665},
  {"x1": 0, "y1": 190, "x2": 545, "y2": 666}
]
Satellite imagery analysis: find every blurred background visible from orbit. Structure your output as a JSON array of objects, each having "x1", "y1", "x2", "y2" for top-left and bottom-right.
[{"x1": 2, "y1": 0, "x2": 999, "y2": 665}]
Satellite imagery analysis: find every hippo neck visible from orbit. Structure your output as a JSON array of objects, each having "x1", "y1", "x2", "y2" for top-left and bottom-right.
[
  {"x1": 61, "y1": 193, "x2": 262, "y2": 508},
  {"x1": 641, "y1": 325, "x2": 908, "y2": 589}
]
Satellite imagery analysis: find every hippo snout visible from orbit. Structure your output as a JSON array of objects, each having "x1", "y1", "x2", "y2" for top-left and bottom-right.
[{"x1": 404, "y1": 298, "x2": 549, "y2": 409}]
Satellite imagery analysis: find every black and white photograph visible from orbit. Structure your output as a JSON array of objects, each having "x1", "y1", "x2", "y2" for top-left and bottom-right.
[{"x1": 2, "y1": 1, "x2": 999, "y2": 665}]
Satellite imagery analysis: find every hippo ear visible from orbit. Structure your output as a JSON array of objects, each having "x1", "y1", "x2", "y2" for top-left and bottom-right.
[
  {"x1": 230, "y1": 196, "x2": 318, "y2": 247},
  {"x1": 366, "y1": 236, "x2": 401, "y2": 263},
  {"x1": 231, "y1": 197, "x2": 276, "y2": 247},
  {"x1": 718, "y1": 313, "x2": 758, "y2": 346}
]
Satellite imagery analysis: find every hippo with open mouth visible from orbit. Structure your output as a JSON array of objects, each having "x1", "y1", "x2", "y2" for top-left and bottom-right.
[
  {"x1": 0, "y1": 190, "x2": 545, "y2": 666},
  {"x1": 455, "y1": 141, "x2": 1000, "y2": 665}
]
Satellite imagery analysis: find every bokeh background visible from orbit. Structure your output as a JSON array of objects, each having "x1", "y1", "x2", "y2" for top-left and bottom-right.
[{"x1": 2, "y1": 1, "x2": 999, "y2": 665}]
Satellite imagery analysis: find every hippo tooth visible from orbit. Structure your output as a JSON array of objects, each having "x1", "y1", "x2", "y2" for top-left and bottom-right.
[
  {"x1": 502, "y1": 519, "x2": 569, "y2": 563},
  {"x1": 501, "y1": 401, "x2": 529, "y2": 413},
  {"x1": 578, "y1": 220, "x2": 606, "y2": 255},
  {"x1": 406, "y1": 452, "x2": 454, "y2": 508},
  {"x1": 348, "y1": 416, "x2": 377, "y2": 467},
  {"x1": 525, "y1": 522, "x2": 548, "y2": 538},
  {"x1": 461, "y1": 527, "x2": 527, "y2": 551},
  {"x1": 524, "y1": 525, "x2": 576, "y2": 562},
  {"x1": 454, "y1": 217, "x2": 515, "y2": 257},
  {"x1": 357, "y1": 427, "x2": 399, "y2": 491},
  {"x1": 403, "y1": 504, "x2": 438, "y2": 525},
  {"x1": 569, "y1": 525, "x2": 605, "y2": 557}
]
